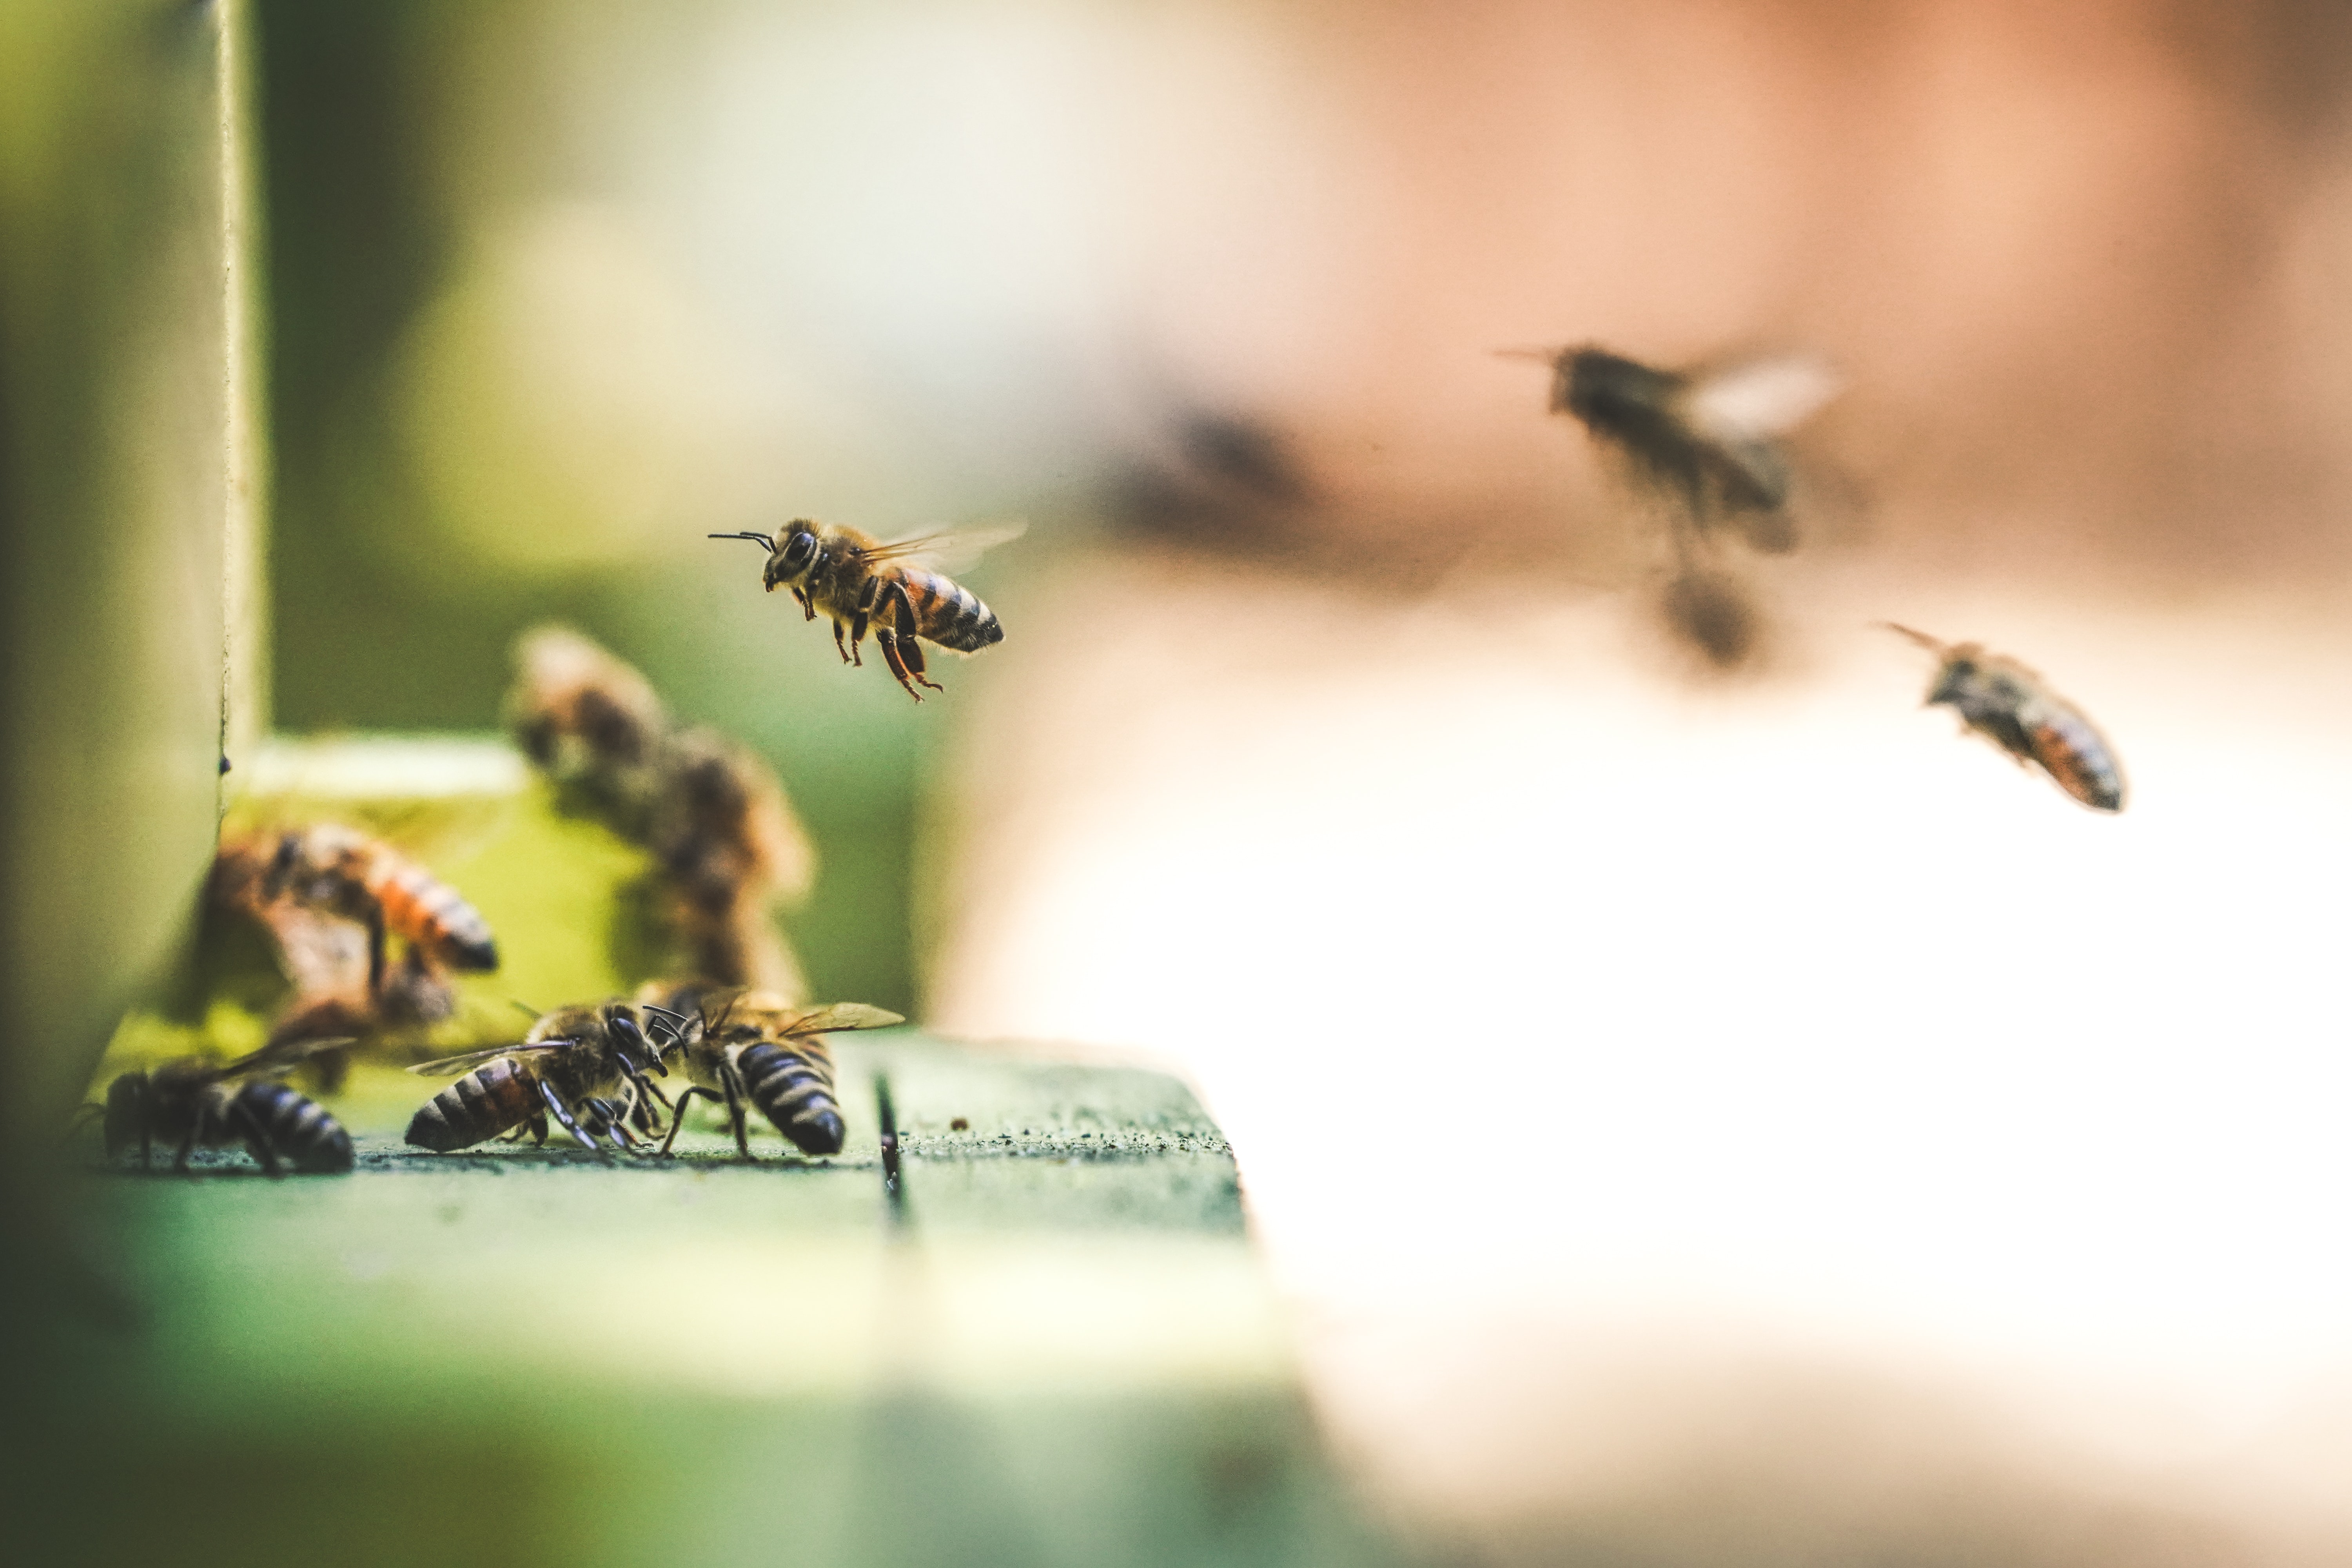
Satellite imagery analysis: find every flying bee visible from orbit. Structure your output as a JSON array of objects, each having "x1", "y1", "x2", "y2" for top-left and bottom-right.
[
  {"x1": 1882, "y1": 624, "x2": 2126, "y2": 813},
  {"x1": 641, "y1": 984, "x2": 900, "y2": 1159},
  {"x1": 247, "y1": 824, "x2": 499, "y2": 997},
  {"x1": 708, "y1": 520, "x2": 1022, "y2": 700},
  {"x1": 1503, "y1": 345, "x2": 1840, "y2": 555},
  {"x1": 404, "y1": 1002, "x2": 670, "y2": 1154},
  {"x1": 78, "y1": 1036, "x2": 357, "y2": 1175}
]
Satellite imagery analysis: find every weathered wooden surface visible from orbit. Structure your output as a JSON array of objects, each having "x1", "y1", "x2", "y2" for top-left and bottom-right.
[{"x1": 39, "y1": 1039, "x2": 1407, "y2": 1568}]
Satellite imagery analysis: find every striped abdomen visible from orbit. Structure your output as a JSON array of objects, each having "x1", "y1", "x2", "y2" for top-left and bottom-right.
[
  {"x1": 406, "y1": 1058, "x2": 540, "y2": 1151},
  {"x1": 361, "y1": 849, "x2": 499, "y2": 970},
  {"x1": 231, "y1": 1081, "x2": 354, "y2": 1173},
  {"x1": 2024, "y1": 702, "x2": 2126, "y2": 813},
  {"x1": 738, "y1": 1040, "x2": 845, "y2": 1155},
  {"x1": 894, "y1": 568, "x2": 1002, "y2": 653}
]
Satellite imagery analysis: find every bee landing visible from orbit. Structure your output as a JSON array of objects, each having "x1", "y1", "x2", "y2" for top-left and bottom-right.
[
  {"x1": 641, "y1": 984, "x2": 900, "y2": 1160},
  {"x1": 1881, "y1": 623, "x2": 2126, "y2": 813},
  {"x1": 709, "y1": 519, "x2": 1018, "y2": 701}
]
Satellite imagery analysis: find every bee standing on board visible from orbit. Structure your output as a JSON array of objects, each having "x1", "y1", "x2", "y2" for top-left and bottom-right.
[
  {"x1": 404, "y1": 1002, "x2": 670, "y2": 1154},
  {"x1": 1503, "y1": 345, "x2": 1841, "y2": 556},
  {"x1": 708, "y1": 521, "x2": 1021, "y2": 700},
  {"x1": 1881, "y1": 624, "x2": 2127, "y2": 813},
  {"x1": 79, "y1": 1036, "x2": 357, "y2": 1175},
  {"x1": 642, "y1": 984, "x2": 900, "y2": 1159},
  {"x1": 252, "y1": 824, "x2": 499, "y2": 998}
]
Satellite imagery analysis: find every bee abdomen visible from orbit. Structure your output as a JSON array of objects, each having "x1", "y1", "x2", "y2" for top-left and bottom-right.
[
  {"x1": 2027, "y1": 708, "x2": 2126, "y2": 813},
  {"x1": 738, "y1": 1042, "x2": 845, "y2": 1155},
  {"x1": 233, "y1": 1082, "x2": 354, "y2": 1173},
  {"x1": 904, "y1": 570, "x2": 1003, "y2": 653},
  {"x1": 368, "y1": 857, "x2": 499, "y2": 969},
  {"x1": 406, "y1": 1058, "x2": 537, "y2": 1151}
]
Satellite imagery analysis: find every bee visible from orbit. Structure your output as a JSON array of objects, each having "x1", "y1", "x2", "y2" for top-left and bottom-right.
[
  {"x1": 1504, "y1": 345, "x2": 1840, "y2": 555},
  {"x1": 404, "y1": 1002, "x2": 670, "y2": 1154},
  {"x1": 639, "y1": 984, "x2": 900, "y2": 1159},
  {"x1": 507, "y1": 625, "x2": 672, "y2": 838},
  {"x1": 648, "y1": 730, "x2": 815, "y2": 996},
  {"x1": 708, "y1": 521, "x2": 1022, "y2": 700},
  {"x1": 249, "y1": 824, "x2": 499, "y2": 997},
  {"x1": 1882, "y1": 624, "x2": 2126, "y2": 812},
  {"x1": 81, "y1": 1036, "x2": 356, "y2": 1174}
]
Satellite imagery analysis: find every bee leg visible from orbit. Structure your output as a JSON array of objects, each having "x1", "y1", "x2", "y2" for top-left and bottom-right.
[
  {"x1": 526, "y1": 1112, "x2": 549, "y2": 1147},
  {"x1": 792, "y1": 586, "x2": 815, "y2": 621},
  {"x1": 830, "y1": 619, "x2": 853, "y2": 665},
  {"x1": 886, "y1": 581, "x2": 942, "y2": 694},
  {"x1": 535, "y1": 1080, "x2": 601, "y2": 1153},
  {"x1": 172, "y1": 1126, "x2": 200, "y2": 1174},
  {"x1": 233, "y1": 1102, "x2": 284, "y2": 1178},
  {"x1": 365, "y1": 902, "x2": 389, "y2": 1000},
  {"x1": 720, "y1": 1063, "x2": 755, "y2": 1161},
  {"x1": 657, "y1": 1086, "x2": 724, "y2": 1156}
]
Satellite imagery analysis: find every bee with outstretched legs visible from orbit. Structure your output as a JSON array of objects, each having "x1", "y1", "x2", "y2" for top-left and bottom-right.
[
  {"x1": 1881, "y1": 624, "x2": 2127, "y2": 813},
  {"x1": 1503, "y1": 345, "x2": 1840, "y2": 557},
  {"x1": 243, "y1": 824, "x2": 499, "y2": 998},
  {"x1": 640, "y1": 983, "x2": 900, "y2": 1159},
  {"x1": 76, "y1": 1036, "x2": 357, "y2": 1175},
  {"x1": 404, "y1": 1002, "x2": 670, "y2": 1154},
  {"x1": 708, "y1": 520, "x2": 1021, "y2": 700}
]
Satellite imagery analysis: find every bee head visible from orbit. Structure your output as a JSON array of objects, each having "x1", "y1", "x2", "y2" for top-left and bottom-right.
[
  {"x1": 102, "y1": 1073, "x2": 146, "y2": 1156},
  {"x1": 1561, "y1": 347, "x2": 1677, "y2": 425},
  {"x1": 603, "y1": 1006, "x2": 665, "y2": 1078},
  {"x1": 763, "y1": 522, "x2": 822, "y2": 591},
  {"x1": 1927, "y1": 655, "x2": 1978, "y2": 707}
]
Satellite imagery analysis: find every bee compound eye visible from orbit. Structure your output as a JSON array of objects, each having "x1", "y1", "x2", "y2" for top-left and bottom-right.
[{"x1": 781, "y1": 531, "x2": 818, "y2": 572}]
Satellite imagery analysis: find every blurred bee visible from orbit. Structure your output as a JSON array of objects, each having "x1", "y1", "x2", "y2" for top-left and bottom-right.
[
  {"x1": 1503, "y1": 345, "x2": 1840, "y2": 555},
  {"x1": 404, "y1": 1002, "x2": 670, "y2": 1154},
  {"x1": 246, "y1": 824, "x2": 499, "y2": 997},
  {"x1": 648, "y1": 730, "x2": 815, "y2": 998},
  {"x1": 507, "y1": 626, "x2": 672, "y2": 838},
  {"x1": 708, "y1": 520, "x2": 1022, "y2": 700},
  {"x1": 1882, "y1": 624, "x2": 2126, "y2": 813},
  {"x1": 639, "y1": 983, "x2": 900, "y2": 1159},
  {"x1": 80, "y1": 1036, "x2": 356, "y2": 1175}
]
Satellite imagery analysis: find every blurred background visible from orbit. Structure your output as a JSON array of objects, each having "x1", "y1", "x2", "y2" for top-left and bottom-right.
[{"x1": 16, "y1": 0, "x2": 2352, "y2": 1562}]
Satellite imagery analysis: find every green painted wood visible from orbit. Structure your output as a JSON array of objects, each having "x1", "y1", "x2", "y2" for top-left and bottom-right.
[{"x1": 39, "y1": 1040, "x2": 1406, "y2": 1568}]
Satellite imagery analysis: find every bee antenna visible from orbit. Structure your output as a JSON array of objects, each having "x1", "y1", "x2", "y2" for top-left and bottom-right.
[
  {"x1": 708, "y1": 532, "x2": 777, "y2": 552},
  {"x1": 1492, "y1": 347, "x2": 1562, "y2": 363},
  {"x1": 1874, "y1": 621, "x2": 1946, "y2": 654},
  {"x1": 510, "y1": 999, "x2": 541, "y2": 1020}
]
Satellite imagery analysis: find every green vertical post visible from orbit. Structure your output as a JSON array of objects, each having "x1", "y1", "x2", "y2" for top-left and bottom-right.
[{"x1": 0, "y1": 0, "x2": 264, "y2": 1138}]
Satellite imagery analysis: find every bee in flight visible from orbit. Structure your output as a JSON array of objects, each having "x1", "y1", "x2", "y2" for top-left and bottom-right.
[
  {"x1": 238, "y1": 824, "x2": 499, "y2": 998},
  {"x1": 1503, "y1": 345, "x2": 1840, "y2": 556},
  {"x1": 404, "y1": 1002, "x2": 670, "y2": 1154},
  {"x1": 637, "y1": 982, "x2": 900, "y2": 1159},
  {"x1": 708, "y1": 520, "x2": 1021, "y2": 700},
  {"x1": 1882, "y1": 624, "x2": 2126, "y2": 813},
  {"x1": 78, "y1": 1036, "x2": 356, "y2": 1175}
]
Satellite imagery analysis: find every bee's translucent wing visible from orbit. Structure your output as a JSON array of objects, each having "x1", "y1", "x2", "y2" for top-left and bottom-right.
[
  {"x1": 779, "y1": 1003, "x2": 906, "y2": 1036},
  {"x1": 406, "y1": 1041, "x2": 569, "y2": 1076},
  {"x1": 261, "y1": 903, "x2": 370, "y2": 995},
  {"x1": 216, "y1": 1034, "x2": 360, "y2": 1080},
  {"x1": 1682, "y1": 355, "x2": 1840, "y2": 443},
  {"x1": 863, "y1": 521, "x2": 1027, "y2": 573}
]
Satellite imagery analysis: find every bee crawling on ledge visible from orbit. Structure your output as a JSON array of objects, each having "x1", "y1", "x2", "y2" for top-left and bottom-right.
[
  {"x1": 708, "y1": 519, "x2": 1021, "y2": 699},
  {"x1": 637, "y1": 982, "x2": 900, "y2": 1159},
  {"x1": 1881, "y1": 623, "x2": 2127, "y2": 813},
  {"x1": 75, "y1": 1036, "x2": 358, "y2": 1175},
  {"x1": 403, "y1": 1002, "x2": 672, "y2": 1154}
]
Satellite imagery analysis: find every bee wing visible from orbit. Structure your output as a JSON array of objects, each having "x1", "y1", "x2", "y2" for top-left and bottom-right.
[
  {"x1": 779, "y1": 1002, "x2": 906, "y2": 1036},
  {"x1": 1680, "y1": 354, "x2": 1841, "y2": 444},
  {"x1": 215, "y1": 1034, "x2": 360, "y2": 1080},
  {"x1": 405, "y1": 1041, "x2": 571, "y2": 1076},
  {"x1": 261, "y1": 902, "x2": 371, "y2": 994},
  {"x1": 862, "y1": 521, "x2": 1027, "y2": 573}
]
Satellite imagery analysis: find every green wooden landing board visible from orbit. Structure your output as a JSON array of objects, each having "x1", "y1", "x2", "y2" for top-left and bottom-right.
[{"x1": 31, "y1": 1038, "x2": 1406, "y2": 1568}]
